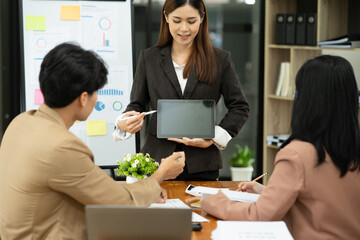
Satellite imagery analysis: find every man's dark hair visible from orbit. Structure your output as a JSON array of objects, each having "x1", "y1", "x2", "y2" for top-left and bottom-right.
[
  {"x1": 282, "y1": 55, "x2": 360, "y2": 177},
  {"x1": 39, "y1": 42, "x2": 108, "y2": 108}
]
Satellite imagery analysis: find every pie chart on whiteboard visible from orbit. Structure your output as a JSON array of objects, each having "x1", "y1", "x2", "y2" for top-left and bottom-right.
[{"x1": 95, "y1": 101, "x2": 105, "y2": 111}]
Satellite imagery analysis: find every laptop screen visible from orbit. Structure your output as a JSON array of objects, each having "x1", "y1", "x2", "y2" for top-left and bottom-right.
[
  {"x1": 157, "y1": 99, "x2": 215, "y2": 139},
  {"x1": 86, "y1": 205, "x2": 192, "y2": 240}
]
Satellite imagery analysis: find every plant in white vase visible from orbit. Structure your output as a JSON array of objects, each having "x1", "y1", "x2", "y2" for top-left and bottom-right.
[
  {"x1": 116, "y1": 153, "x2": 159, "y2": 183},
  {"x1": 229, "y1": 145, "x2": 254, "y2": 181}
]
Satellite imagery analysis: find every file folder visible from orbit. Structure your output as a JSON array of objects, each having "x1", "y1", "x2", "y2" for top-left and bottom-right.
[
  {"x1": 285, "y1": 14, "x2": 296, "y2": 45},
  {"x1": 276, "y1": 14, "x2": 286, "y2": 44},
  {"x1": 306, "y1": 13, "x2": 317, "y2": 46},
  {"x1": 295, "y1": 13, "x2": 306, "y2": 45}
]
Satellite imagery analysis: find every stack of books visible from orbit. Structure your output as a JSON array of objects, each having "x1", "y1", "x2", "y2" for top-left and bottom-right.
[
  {"x1": 274, "y1": 62, "x2": 294, "y2": 97},
  {"x1": 318, "y1": 35, "x2": 360, "y2": 48}
]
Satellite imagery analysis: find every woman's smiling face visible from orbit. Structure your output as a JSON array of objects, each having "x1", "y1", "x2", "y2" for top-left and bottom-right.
[{"x1": 164, "y1": 4, "x2": 203, "y2": 48}]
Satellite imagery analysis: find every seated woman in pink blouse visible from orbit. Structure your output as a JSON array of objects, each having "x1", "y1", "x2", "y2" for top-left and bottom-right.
[{"x1": 201, "y1": 55, "x2": 360, "y2": 240}]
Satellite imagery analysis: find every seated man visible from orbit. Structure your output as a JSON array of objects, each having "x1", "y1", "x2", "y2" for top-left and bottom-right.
[{"x1": 0, "y1": 43, "x2": 185, "y2": 240}]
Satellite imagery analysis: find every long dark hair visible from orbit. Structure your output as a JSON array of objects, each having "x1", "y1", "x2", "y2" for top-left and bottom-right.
[
  {"x1": 157, "y1": 0, "x2": 217, "y2": 85},
  {"x1": 282, "y1": 55, "x2": 360, "y2": 176}
]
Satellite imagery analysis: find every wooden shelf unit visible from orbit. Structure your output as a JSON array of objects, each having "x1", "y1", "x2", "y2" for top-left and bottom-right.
[{"x1": 263, "y1": 0, "x2": 359, "y2": 183}]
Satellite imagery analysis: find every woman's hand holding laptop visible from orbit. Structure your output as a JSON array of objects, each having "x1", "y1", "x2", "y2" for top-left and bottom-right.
[{"x1": 168, "y1": 137, "x2": 214, "y2": 148}]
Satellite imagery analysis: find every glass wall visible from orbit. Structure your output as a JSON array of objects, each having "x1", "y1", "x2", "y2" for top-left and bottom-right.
[{"x1": 133, "y1": 0, "x2": 263, "y2": 179}]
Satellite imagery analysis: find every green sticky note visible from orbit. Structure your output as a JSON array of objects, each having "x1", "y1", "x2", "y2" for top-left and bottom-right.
[
  {"x1": 86, "y1": 120, "x2": 107, "y2": 136},
  {"x1": 25, "y1": 15, "x2": 46, "y2": 31}
]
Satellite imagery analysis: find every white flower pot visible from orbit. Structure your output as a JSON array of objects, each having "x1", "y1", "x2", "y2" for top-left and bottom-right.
[
  {"x1": 126, "y1": 175, "x2": 147, "y2": 184},
  {"x1": 230, "y1": 166, "x2": 254, "y2": 181},
  {"x1": 126, "y1": 176, "x2": 139, "y2": 184}
]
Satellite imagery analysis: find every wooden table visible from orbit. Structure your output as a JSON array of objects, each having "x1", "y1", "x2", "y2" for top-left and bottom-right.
[{"x1": 160, "y1": 181, "x2": 240, "y2": 240}]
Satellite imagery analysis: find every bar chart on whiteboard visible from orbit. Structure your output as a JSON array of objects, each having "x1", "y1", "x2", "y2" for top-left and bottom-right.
[{"x1": 20, "y1": 0, "x2": 136, "y2": 166}]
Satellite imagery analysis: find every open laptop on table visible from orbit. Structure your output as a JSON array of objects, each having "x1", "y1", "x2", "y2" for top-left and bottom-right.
[{"x1": 85, "y1": 205, "x2": 192, "y2": 240}]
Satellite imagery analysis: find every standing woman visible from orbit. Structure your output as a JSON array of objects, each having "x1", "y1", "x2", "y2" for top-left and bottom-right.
[{"x1": 113, "y1": 0, "x2": 250, "y2": 180}]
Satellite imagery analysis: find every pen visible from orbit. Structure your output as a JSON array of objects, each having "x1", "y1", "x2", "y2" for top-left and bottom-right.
[
  {"x1": 119, "y1": 110, "x2": 157, "y2": 121},
  {"x1": 252, "y1": 172, "x2": 268, "y2": 182}
]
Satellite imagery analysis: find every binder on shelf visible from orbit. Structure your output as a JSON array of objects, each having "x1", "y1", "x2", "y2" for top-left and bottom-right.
[
  {"x1": 276, "y1": 14, "x2": 286, "y2": 44},
  {"x1": 306, "y1": 13, "x2": 317, "y2": 46},
  {"x1": 295, "y1": 14, "x2": 306, "y2": 45},
  {"x1": 285, "y1": 14, "x2": 296, "y2": 45}
]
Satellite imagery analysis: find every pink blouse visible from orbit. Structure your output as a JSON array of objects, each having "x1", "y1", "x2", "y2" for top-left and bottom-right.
[{"x1": 202, "y1": 140, "x2": 360, "y2": 239}]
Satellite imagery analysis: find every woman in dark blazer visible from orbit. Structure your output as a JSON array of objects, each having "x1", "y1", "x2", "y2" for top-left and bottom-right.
[{"x1": 113, "y1": 0, "x2": 250, "y2": 180}]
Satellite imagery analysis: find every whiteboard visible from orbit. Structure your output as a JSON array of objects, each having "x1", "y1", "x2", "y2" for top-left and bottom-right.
[{"x1": 20, "y1": 0, "x2": 136, "y2": 166}]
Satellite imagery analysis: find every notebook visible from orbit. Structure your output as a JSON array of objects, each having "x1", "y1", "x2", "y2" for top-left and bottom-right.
[
  {"x1": 85, "y1": 205, "x2": 192, "y2": 240},
  {"x1": 157, "y1": 99, "x2": 215, "y2": 138}
]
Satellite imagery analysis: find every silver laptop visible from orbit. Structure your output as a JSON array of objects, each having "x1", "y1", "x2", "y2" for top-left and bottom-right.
[{"x1": 85, "y1": 205, "x2": 192, "y2": 240}]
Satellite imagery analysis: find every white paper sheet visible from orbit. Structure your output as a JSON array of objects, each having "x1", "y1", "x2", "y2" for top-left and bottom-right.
[
  {"x1": 149, "y1": 198, "x2": 209, "y2": 222},
  {"x1": 186, "y1": 185, "x2": 228, "y2": 197},
  {"x1": 221, "y1": 189, "x2": 260, "y2": 203},
  {"x1": 187, "y1": 185, "x2": 260, "y2": 203},
  {"x1": 212, "y1": 221, "x2": 294, "y2": 240}
]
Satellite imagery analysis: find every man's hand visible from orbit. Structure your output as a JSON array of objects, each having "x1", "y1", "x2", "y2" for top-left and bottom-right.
[
  {"x1": 168, "y1": 137, "x2": 213, "y2": 148},
  {"x1": 156, "y1": 188, "x2": 168, "y2": 203},
  {"x1": 151, "y1": 152, "x2": 185, "y2": 183},
  {"x1": 117, "y1": 111, "x2": 145, "y2": 134}
]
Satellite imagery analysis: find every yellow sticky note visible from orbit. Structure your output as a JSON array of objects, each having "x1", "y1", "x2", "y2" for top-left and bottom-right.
[
  {"x1": 86, "y1": 120, "x2": 107, "y2": 136},
  {"x1": 60, "y1": 5, "x2": 81, "y2": 21},
  {"x1": 25, "y1": 15, "x2": 46, "y2": 31}
]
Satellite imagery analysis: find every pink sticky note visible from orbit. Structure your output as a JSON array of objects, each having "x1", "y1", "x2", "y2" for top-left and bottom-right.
[{"x1": 34, "y1": 89, "x2": 44, "y2": 105}]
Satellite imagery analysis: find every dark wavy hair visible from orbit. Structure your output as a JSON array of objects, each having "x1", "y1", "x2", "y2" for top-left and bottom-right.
[
  {"x1": 39, "y1": 42, "x2": 108, "y2": 108},
  {"x1": 282, "y1": 55, "x2": 360, "y2": 177},
  {"x1": 157, "y1": 0, "x2": 217, "y2": 85}
]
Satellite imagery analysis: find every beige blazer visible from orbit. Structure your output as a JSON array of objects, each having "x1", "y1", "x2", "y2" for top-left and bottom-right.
[
  {"x1": 202, "y1": 140, "x2": 360, "y2": 239},
  {"x1": 0, "y1": 105, "x2": 162, "y2": 240}
]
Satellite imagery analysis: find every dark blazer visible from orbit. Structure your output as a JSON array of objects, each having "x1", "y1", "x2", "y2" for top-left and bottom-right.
[{"x1": 126, "y1": 44, "x2": 250, "y2": 174}]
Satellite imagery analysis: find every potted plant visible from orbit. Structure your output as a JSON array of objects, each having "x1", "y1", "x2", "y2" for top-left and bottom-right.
[
  {"x1": 229, "y1": 145, "x2": 254, "y2": 181},
  {"x1": 116, "y1": 153, "x2": 159, "y2": 183}
]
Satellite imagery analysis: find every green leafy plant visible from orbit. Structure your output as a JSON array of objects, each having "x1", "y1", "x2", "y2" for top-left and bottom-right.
[
  {"x1": 229, "y1": 145, "x2": 254, "y2": 168},
  {"x1": 116, "y1": 153, "x2": 159, "y2": 179}
]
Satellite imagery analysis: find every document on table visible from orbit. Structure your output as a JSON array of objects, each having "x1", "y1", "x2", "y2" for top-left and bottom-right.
[
  {"x1": 148, "y1": 199, "x2": 209, "y2": 223},
  {"x1": 212, "y1": 221, "x2": 294, "y2": 240},
  {"x1": 221, "y1": 190, "x2": 260, "y2": 203},
  {"x1": 186, "y1": 185, "x2": 260, "y2": 202},
  {"x1": 186, "y1": 185, "x2": 228, "y2": 197}
]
